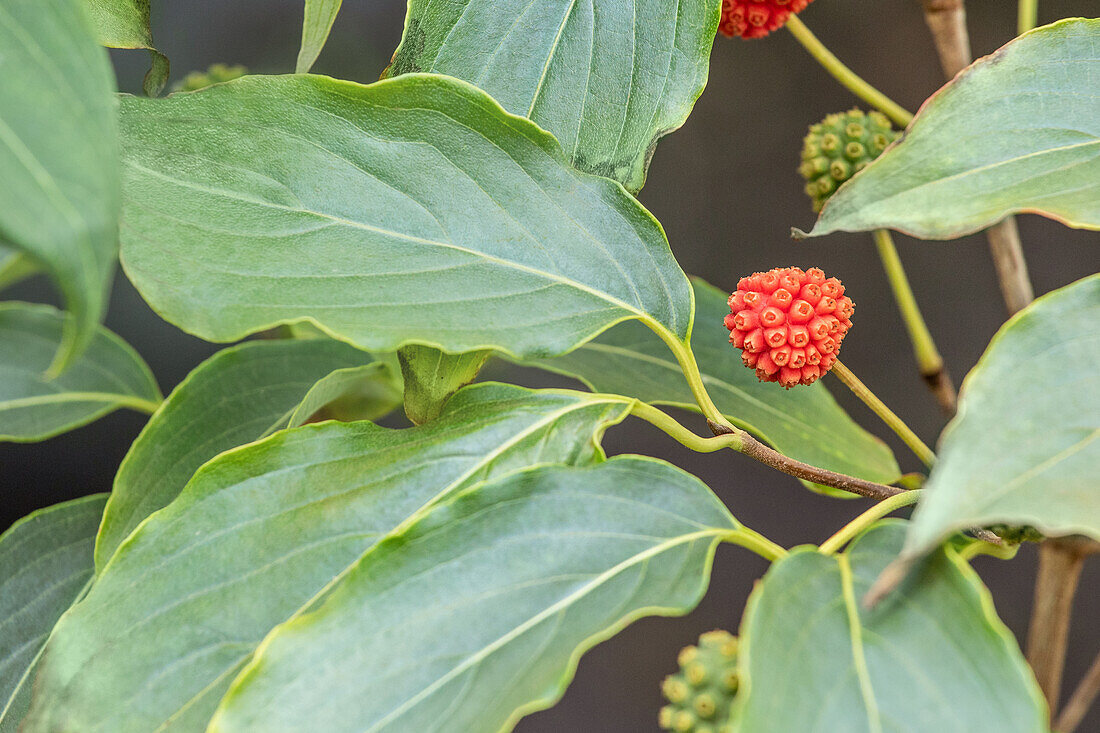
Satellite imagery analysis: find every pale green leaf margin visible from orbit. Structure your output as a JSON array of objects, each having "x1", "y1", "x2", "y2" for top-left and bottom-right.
[
  {"x1": 0, "y1": 302, "x2": 161, "y2": 442},
  {"x1": 901, "y1": 273, "x2": 1100, "y2": 560}
]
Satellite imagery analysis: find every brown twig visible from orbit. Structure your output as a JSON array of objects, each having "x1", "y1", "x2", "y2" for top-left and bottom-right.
[
  {"x1": 919, "y1": 0, "x2": 972, "y2": 78},
  {"x1": 1055, "y1": 647, "x2": 1100, "y2": 733},
  {"x1": 985, "y1": 216, "x2": 1035, "y2": 315},
  {"x1": 917, "y1": 1, "x2": 1034, "y2": 317},
  {"x1": 1027, "y1": 539, "x2": 1089, "y2": 710},
  {"x1": 918, "y1": 5, "x2": 1075, "y2": 716},
  {"x1": 922, "y1": 368, "x2": 957, "y2": 414},
  {"x1": 708, "y1": 420, "x2": 907, "y2": 501}
]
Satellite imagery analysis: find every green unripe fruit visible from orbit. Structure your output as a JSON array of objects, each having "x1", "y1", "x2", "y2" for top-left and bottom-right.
[
  {"x1": 659, "y1": 630, "x2": 740, "y2": 733},
  {"x1": 173, "y1": 63, "x2": 249, "y2": 93},
  {"x1": 799, "y1": 108, "x2": 901, "y2": 212}
]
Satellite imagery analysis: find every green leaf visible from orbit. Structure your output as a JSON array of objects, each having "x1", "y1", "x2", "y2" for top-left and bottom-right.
[
  {"x1": 732, "y1": 522, "x2": 1046, "y2": 732},
  {"x1": 0, "y1": 244, "x2": 36, "y2": 293},
  {"x1": 118, "y1": 73, "x2": 693, "y2": 359},
  {"x1": 296, "y1": 0, "x2": 342, "y2": 73},
  {"x1": 23, "y1": 384, "x2": 635, "y2": 732},
  {"x1": 94, "y1": 337, "x2": 401, "y2": 571},
  {"x1": 0, "y1": 0, "x2": 120, "y2": 371},
  {"x1": 902, "y1": 274, "x2": 1100, "y2": 559},
  {"x1": 526, "y1": 278, "x2": 900, "y2": 491},
  {"x1": 398, "y1": 344, "x2": 491, "y2": 424},
  {"x1": 209, "y1": 457, "x2": 736, "y2": 733},
  {"x1": 806, "y1": 19, "x2": 1100, "y2": 240},
  {"x1": 0, "y1": 303, "x2": 160, "y2": 442},
  {"x1": 0, "y1": 494, "x2": 107, "y2": 732},
  {"x1": 388, "y1": 0, "x2": 721, "y2": 192},
  {"x1": 82, "y1": 0, "x2": 169, "y2": 96}
]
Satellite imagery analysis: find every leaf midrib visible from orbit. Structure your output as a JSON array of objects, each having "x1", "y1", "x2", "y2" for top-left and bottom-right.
[
  {"x1": 837, "y1": 554, "x2": 881, "y2": 733},
  {"x1": 140, "y1": 396, "x2": 631, "y2": 729},
  {"x1": 124, "y1": 160, "x2": 653, "y2": 325},
  {"x1": 363, "y1": 528, "x2": 725, "y2": 732}
]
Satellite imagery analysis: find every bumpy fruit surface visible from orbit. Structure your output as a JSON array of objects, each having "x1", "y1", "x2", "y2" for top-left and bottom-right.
[
  {"x1": 719, "y1": 0, "x2": 813, "y2": 40},
  {"x1": 659, "y1": 630, "x2": 740, "y2": 733},
  {"x1": 799, "y1": 109, "x2": 900, "y2": 212},
  {"x1": 725, "y1": 266, "x2": 853, "y2": 388},
  {"x1": 173, "y1": 63, "x2": 249, "y2": 93}
]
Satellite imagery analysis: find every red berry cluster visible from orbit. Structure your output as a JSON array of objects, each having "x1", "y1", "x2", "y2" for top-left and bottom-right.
[
  {"x1": 724, "y1": 267, "x2": 853, "y2": 388},
  {"x1": 719, "y1": 0, "x2": 813, "y2": 40}
]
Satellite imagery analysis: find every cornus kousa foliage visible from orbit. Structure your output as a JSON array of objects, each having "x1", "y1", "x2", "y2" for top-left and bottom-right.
[
  {"x1": 800, "y1": 109, "x2": 900, "y2": 212},
  {"x1": 719, "y1": 0, "x2": 813, "y2": 39},
  {"x1": 1, "y1": 2, "x2": 1097, "y2": 733},
  {"x1": 725, "y1": 267, "x2": 853, "y2": 387},
  {"x1": 659, "y1": 630, "x2": 740, "y2": 733}
]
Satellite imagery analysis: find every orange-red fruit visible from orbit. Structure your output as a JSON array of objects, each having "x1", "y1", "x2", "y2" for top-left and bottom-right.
[
  {"x1": 719, "y1": 0, "x2": 814, "y2": 40},
  {"x1": 726, "y1": 266, "x2": 853, "y2": 387}
]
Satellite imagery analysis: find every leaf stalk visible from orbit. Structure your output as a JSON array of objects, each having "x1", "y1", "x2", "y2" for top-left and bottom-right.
[
  {"x1": 872, "y1": 229, "x2": 956, "y2": 413},
  {"x1": 627, "y1": 401, "x2": 907, "y2": 501},
  {"x1": 830, "y1": 361, "x2": 936, "y2": 468},
  {"x1": 724, "y1": 527, "x2": 788, "y2": 562},
  {"x1": 820, "y1": 490, "x2": 922, "y2": 555}
]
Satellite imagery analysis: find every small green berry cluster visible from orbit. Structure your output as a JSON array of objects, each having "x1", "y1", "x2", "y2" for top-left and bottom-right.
[
  {"x1": 659, "y1": 630, "x2": 740, "y2": 733},
  {"x1": 173, "y1": 63, "x2": 249, "y2": 93},
  {"x1": 986, "y1": 524, "x2": 1044, "y2": 544},
  {"x1": 799, "y1": 109, "x2": 900, "y2": 212}
]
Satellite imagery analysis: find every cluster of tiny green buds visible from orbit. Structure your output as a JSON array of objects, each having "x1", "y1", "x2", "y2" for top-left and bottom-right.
[
  {"x1": 799, "y1": 109, "x2": 900, "y2": 212},
  {"x1": 986, "y1": 524, "x2": 1045, "y2": 544},
  {"x1": 172, "y1": 63, "x2": 249, "y2": 93},
  {"x1": 659, "y1": 630, "x2": 740, "y2": 733}
]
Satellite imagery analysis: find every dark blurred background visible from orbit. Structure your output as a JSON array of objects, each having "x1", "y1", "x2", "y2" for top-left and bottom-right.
[{"x1": 2, "y1": 1, "x2": 1098, "y2": 730}]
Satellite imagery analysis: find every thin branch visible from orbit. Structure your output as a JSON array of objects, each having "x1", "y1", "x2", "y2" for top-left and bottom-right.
[
  {"x1": 1018, "y1": 0, "x2": 1040, "y2": 36},
  {"x1": 917, "y1": 1, "x2": 1035, "y2": 317},
  {"x1": 1055, "y1": 647, "x2": 1100, "y2": 733},
  {"x1": 985, "y1": 216, "x2": 1035, "y2": 315},
  {"x1": 785, "y1": 16, "x2": 913, "y2": 128},
  {"x1": 820, "y1": 490, "x2": 922, "y2": 555},
  {"x1": 1027, "y1": 538, "x2": 1088, "y2": 710},
  {"x1": 920, "y1": 2, "x2": 1067, "y2": 712},
  {"x1": 631, "y1": 400, "x2": 910, "y2": 501},
  {"x1": 873, "y1": 230, "x2": 956, "y2": 413},
  {"x1": 919, "y1": 0, "x2": 972, "y2": 78},
  {"x1": 722, "y1": 424, "x2": 908, "y2": 501},
  {"x1": 831, "y1": 361, "x2": 936, "y2": 467}
]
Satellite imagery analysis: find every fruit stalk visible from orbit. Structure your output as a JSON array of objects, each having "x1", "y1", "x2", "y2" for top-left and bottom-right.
[
  {"x1": 830, "y1": 360, "x2": 935, "y2": 468},
  {"x1": 784, "y1": 16, "x2": 912, "y2": 128},
  {"x1": 872, "y1": 230, "x2": 956, "y2": 413}
]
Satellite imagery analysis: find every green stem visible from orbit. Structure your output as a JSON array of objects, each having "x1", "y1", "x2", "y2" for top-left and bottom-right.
[
  {"x1": 785, "y1": 16, "x2": 913, "y2": 128},
  {"x1": 873, "y1": 230, "x2": 940, "y2": 375},
  {"x1": 873, "y1": 230, "x2": 956, "y2": 413},
  {"x1": 819, "y1": 490, "x2": 922, "y2": 555},
  {"x1": 629, "y1": 400, "x2": 743, "y2": 453},
  {"x1": 629, "y1": 401, "x2": 906, "y2": 501},
  {"x1": 725, "y1": 527, "x2": 788, "y2": 562},
  {"x1": 830, "y1": 361, "x2": 936, "y2": 468},
  {"x1": 645, "y1": 319, "x2": 738, "y2": 433},
  {"x1": 1018, "y1": 0, "x2": 1039, "y2": 35}
]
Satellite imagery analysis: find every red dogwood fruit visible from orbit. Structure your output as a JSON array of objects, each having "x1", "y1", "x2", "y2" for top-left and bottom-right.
[
  {"x1": 725, "y1": 266, "x2": 853, "y2": 387},
  {"x1": 719, "y1": 0, "x2": 813, "y2": 40}
]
